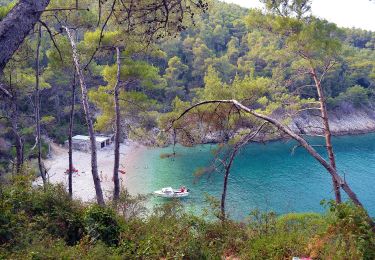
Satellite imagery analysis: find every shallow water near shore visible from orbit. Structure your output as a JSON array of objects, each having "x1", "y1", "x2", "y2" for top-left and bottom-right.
[{"x1": 125, "y1": 133, "x2": 375, "y2": 220}]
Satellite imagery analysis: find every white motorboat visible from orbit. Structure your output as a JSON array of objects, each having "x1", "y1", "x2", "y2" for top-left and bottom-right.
[{"x1": 154, "y1": 187, "x2": 189, "y2": 198}]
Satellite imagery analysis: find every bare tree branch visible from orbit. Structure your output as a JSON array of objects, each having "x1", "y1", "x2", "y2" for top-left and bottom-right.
[
  {"x1": 84, "y1": 0, "x2": 117, "y2": 70},
  {"x1": 169, "y1": 99, "x2": 370, "y2": 219},
  {"x1": 39, "y1": 20, "x2": 63, "y2": 63},
  {"x1": 0, "y1": 82, "x2": 13, "y2": 99}
]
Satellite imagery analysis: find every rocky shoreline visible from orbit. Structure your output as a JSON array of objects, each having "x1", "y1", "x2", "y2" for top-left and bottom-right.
[
  {"x1": 178, "y1": 105, "x2": 375, "y2": 145},
  {"x1": 141, "y1": 104, "x2": 375, "y2": 147},
  {"x1": 290, "y1": 105, "x2": 375, "y2": 136}
]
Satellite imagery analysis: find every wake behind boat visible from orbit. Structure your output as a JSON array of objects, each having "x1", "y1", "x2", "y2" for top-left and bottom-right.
[{"x1": 154, "y1": 186, "x2": 189, "y2": 198}]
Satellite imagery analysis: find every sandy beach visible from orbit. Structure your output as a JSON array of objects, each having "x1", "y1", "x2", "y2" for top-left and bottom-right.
[{"x1": 34, "y1": 141, "x2": 146, "y2": 202}]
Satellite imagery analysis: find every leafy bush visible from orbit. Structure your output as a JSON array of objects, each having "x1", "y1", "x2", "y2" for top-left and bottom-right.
[
  {"x1": 84, "y1": 205, "x2": 121, "y2": 246},
  {"x1": 0, "y1": 179, "x2": 374, "y2": 259},
  {"x1": 308, "y1": 201, "x2": 375, "y2": 259},
  {"x1": 111, "y1": 189, "x2": 147, "y2": 220},
  {"x1": 240, "y1": 211, "x2": 327, "y2": 259},
  {"x1": 0, "y1": 175, "x2": 84, "y2": 246},
  {"x1": 328, "y1": 85, "x2": 370, "y2": 107}
]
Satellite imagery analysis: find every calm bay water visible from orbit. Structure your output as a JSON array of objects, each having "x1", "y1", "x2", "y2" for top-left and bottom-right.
[{"x1": 125, "y1": 133, "x2": 375, "y2": 220}]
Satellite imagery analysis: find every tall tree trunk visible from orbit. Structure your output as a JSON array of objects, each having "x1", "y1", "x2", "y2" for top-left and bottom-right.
[
  {"x1": 221, "y1": 149, "x2": 237, "y2": 221},
  {"x1": 64, "y1": 27, "x2": 105, "y2": 206},
  {"x1": 231, "y1": 100, "x2": 359, "y2": 207},
  {"x1": 113, "y1": 47, "x2": 121, "y2": 201},
  {"x1": 0, "y1": 0, "x2": 51, "y2": 71},
  {"x1": 35, "y1": 23, "x2": 46, "y2": 185},
  {"x1": 311, "y1": 68, "x2": 341, "y2": 203},
  {"x1": 68, "y1": 74, "x2": 76, "y2": 198},
  {"x1": 220, "y1": 125, "x2": 265, "y2": 221},
  {"x1": 3, "y1": 76, "x2": 23, "y2": 173},
  {"x1": 11, "y1": 123, "x2": 23, "y2": 173}
]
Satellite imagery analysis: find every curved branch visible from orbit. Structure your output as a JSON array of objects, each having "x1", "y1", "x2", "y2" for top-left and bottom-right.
[
  {"x1": 170, "y1": 99, "x2": 369, "y2": 216},
  {"x1": 39, "y1": 20, "x2": 63, "y2": 63},
  {"x1": 84, "y1": 0, "x2": 117, "y2": 70}
]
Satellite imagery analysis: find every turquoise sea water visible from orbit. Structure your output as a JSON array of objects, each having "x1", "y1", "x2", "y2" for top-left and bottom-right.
[{"x1": 126, "y1": 133, "x2": 375, "y2": 220}]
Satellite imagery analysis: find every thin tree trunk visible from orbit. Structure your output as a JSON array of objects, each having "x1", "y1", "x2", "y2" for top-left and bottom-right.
[
  {"x1": 311, "y1": 68, "x2": 341, "y2": 203},
  {"x1": 3, "y1": 76, "x2": 23, "y2": 173},
  {"x1": 68, "y1": 74, "x2": 76, "y2": 198},
  {"x1": 64, "y1": 26, "x2": 105, "y2": 206},
  {"x1": 35, "y1": 23, "x2": 46, "y2": 185},
  {"x1": 234, "y1": 100, "x2": 360, "y2": 206},
  {"x1": 0, "y1": 0, "x2": 51, "y2": 71},
  {"x1": 221, "y1": 149, "x2": 237, "y2": 221},
  {"x1": 220, "y1": 124, "x2": 266, "y2": 220},
  {"x1": 236, "y1": 100, "x2": 374, "y2": 230},
  {"x1": 11, "y1": 123, "x2": 23, "y2": 173},
  {"x1": 113, "y1": 47, "x2": 121, "y2": 201}
]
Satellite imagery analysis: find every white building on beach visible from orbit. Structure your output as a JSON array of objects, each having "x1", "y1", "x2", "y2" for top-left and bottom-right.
[{"x1": 65, "y1": 135, "x2": 114, "y2": 151}]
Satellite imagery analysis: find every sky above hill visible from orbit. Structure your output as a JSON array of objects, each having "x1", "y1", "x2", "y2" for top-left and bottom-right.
[{"x1": 222, "y1": 0, "x2": 375, "y2": 31}]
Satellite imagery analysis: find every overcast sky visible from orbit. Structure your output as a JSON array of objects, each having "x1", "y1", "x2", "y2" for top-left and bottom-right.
[{"x1": 221, "y1": 0, "x2": 375, "y2": 31}]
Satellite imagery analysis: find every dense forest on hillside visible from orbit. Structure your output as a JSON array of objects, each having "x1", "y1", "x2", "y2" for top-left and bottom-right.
[
  {"x1": 0, "y1": 0, "x2": 374, "y2": 258},
  {"x1": 0, "y1": 1, "x2": 374, "y2": 174}
]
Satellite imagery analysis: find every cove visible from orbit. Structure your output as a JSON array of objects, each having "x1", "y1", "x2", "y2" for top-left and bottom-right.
[{"x1": 125, "y1": 133, "x2": 375, "y2": 220}]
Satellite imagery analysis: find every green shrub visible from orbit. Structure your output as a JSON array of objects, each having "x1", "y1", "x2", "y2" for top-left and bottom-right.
[
  {"x1": 0, "y1": 178, "x2": 373, "y2": 259},
  {"x1": 111, "y1": 189, "x2": 147, "y2": 220},
  {"x1": 240, "y1": 211, "x2": 326, "y2": 259},
  {"x1": 241, "y1": 232, "x2": 309, "y2": 259},
  {"x1": 276, "y1": 212, "x2": 326, "y2": 234},
  {"x1": 0, "y1": 175, "x2": 84, "y2": 247},
  {"x1": 84, "y1": 205, "x2": 121, "y2": 246},
  {"x1": 309, "y1": 201, "x2": 375, "y2": 259},
  {"x1": 328, "y1": 85, "x2": 370, "y2": 107}
]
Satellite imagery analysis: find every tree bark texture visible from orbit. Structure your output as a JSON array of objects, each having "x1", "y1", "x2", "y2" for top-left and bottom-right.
[
  {"x1": 64, "y1": 27, "x2": 105, "y2": 206},
  {"x1": 12, "y1": 122, "x2": 23, "y2": 173},
  {"x1": 221, "y1": 149, "x2": 237, "y2": 221},
  {"x1": 0, "y1": 0, "x2": 51, "y2": 71},
  {"x1": 35, "y1": 23, "x2": 46, "y2": 185},
  {"x1": 113, "y1": 47, "x2": 121, "y2": 201},
  {"x1": 311, "y1": 68, "x2": 341, "y2": 203},
  {"x1": 68, "y1": 74, "x2": 76, "y2": 198}
]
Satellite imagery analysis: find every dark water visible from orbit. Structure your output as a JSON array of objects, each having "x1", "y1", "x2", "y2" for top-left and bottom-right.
[{"x1": 126, "y1": 133, "x2": 375, "y2": 220}]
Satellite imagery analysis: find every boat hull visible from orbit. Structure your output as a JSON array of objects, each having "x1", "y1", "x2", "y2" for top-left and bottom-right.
[{"x1": 154, "y1": 190, "x2": 189, "y2": 198}]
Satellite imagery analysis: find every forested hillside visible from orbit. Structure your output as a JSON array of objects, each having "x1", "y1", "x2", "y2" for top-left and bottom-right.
[
  {"x1": 1, "y1": 1, "x2": 374, "y2": 174},
  {"x1": 159, "y1": 2, "x2": 375, "y2": 102},
  {"x1": 0, "y1": 1, "x2": 375, "y2": 258}
]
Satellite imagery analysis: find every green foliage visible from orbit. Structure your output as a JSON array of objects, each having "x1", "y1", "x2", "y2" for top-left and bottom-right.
[
  {"x1": 260, "y1": 0, "x2": 312, "y2": 19},
  {"x1": 164, "y1": 56, "x2": 189, "y2": 102},
  {"x1": 0, "y1": 174, "x2": 84, "y2": 253},
  {"x1": 89, "y1": 43, "x2": 165, "y2": 139},
  {"x1": 241, "y1": 211, "x2": 325, "y2": 259},
  {"x1": 112, "y1": 189, "x2": 147, "y2": 220},
  {"x1": 0, "y1": 0, "x2": 15, "y2": 20},
  {"x1": 2, "y1": 0, "x2": 375, "y2": 161},
  {"x1": 308, "y1": 201, "x2": 375, "y2": 259},
  {"x1": 329, "y1": 85, "x2": 370, "y2": 107},
  {"x1": 40, "y1": 115, "x2": 56, "y2": 125},
  {"x1": 84, "y1": 205, "x2": 121, "y2": 246},
  {"x1": 0, "y1": 180, "x2": 373, "y2": 259},
  {"x1": 1, "y1": 1, "x2": 375, "y2": 256}
]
